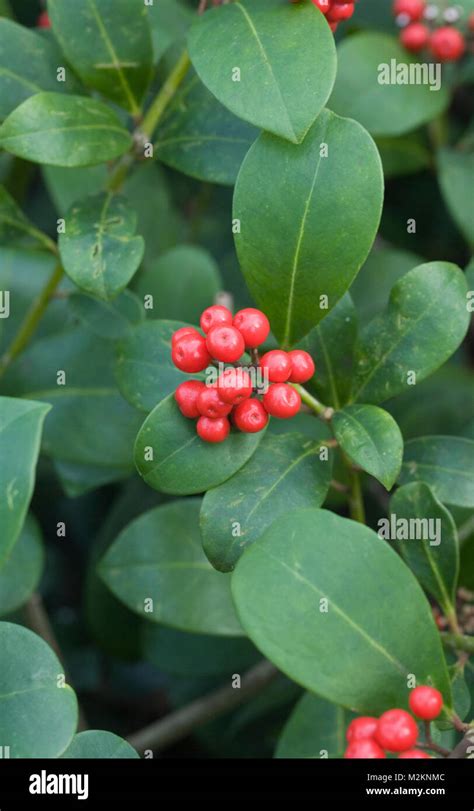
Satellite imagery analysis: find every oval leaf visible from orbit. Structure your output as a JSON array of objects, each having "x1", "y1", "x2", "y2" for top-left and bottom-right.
[
  {"x1": 276, "y1": 693, "x2": 352, "y2": 759},
  {"x1": 233, "y1": 108, "x2": 383, "y2": 346},
  {"x1": 0, "y1": 514, "x2": 44, "y2": 616},
  {"x1": 61, "y1": 730, "x2": 139, "y2": 759},
  {"x1": 0, "y1": 93, "x2": 132, "y2": 167},
  {"x1": 188, "y1": 0, "x2": 336, "y2": 144},
  {"x1": 59, "y1": 193, "x2": 145, "y2": 300},
  {"x1": 399, "y1": 436, "x2": 474, "y2": 509},
  {"x1": 232, "y1": 509, "x2": 451, "y2": 713},
  {"x1": 333, "y1": 404, "x2": 403, "y2": 490},
  {"x1": 69, "y1": 290, "x2": 144, "y2": 341},
  {"x1": 99, "y1": 499, "x2": 243, "y2": 636},
  {"x1": 437, "y1": 146, "x2": 474, "y2": 248},
  {"x1": 201, "y1": 432, "x2": 333, "y2": 572},
  {"x1": 134, "y1": 393, "x2": 264, "y2": 495}
]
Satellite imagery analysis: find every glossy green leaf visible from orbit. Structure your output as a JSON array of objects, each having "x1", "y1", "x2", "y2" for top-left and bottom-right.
[
  {"x1": 61, "y1": 730, "x2": 139, "y2": 759},
  {"x1": 188, "y1": 0, "x2": 336, "y2": 144},
  {"x1": 0, "y1": 397, "x2": 50, "y2": 566},
  {"x1": 135, "y1": 245, "x2": 221, "y2": 324},
  {"x1": 399, "y1": 437, "x2": 474, "y2": 509},
  {"x1": 437, "y1": 147, "x2": 474, "y2": 248},
  {"x1": 333, "y1": 404, "x2": 403, "y2": 490},
  {"x1": 0, "y1": 93, "x2": 132, "y2": 167},
  {"x1": 0, "y1": 18, "x2": 76, "y2": 120},
  {"x1": 351, "y1": 247, "x2": 422, "y2": 322},
  {"x1": 376, "y1": 134, "x2": 431, "y2": 179},
  {"x1": 155, "y1": 70, "x2": 258, "y2": 186},
  {"x1": 0, "y1": 185, "x2": 54, "y2": 250},
  {"x1": 351, "y1": 263, "x2": 469, "y2": 404},
  {"x1": 135, "y1": 394, "x2": 264, "y2": 495},
  {"x1": 232, "y1": 509, "x2": 451, "y2": 714},
  {"x1": 201, "y1": 433, "x2": 332, "y2": 572},
  {"x1": 233, "y1": 108, "x2": 383, "y2": 346},
  {"x1": 54, "y1": 460, "x2": 131, "y2": 498},
  {"x1": 330, "y1": 33, "x2": 449, "y2": 137},
  {"x1": 389, "y1": 483, "x2": 459, "y2": 615},
  {"x1": 48, "y1": 0, "x2": 153, "y2": 114},
  {"x1": 100, "y1": 499, "x2": 243, "y2": 636},
  {"x1": 0, "y1": 621, "x2": 77, "y2": 757},
  {"x1": 0, "y1": 514, "x2": 44, "y2": 616},
  {"x1": 276, "y1": 693, "x2": 352, "y2": 759},
  {"x1": 115, "y1": 319, "x2": 200, "y2": 413},
  {"x1": 59, "y1": 192, "x2": 144, "y2": 300},
  {"x1": 148, "y1": 0, "x2": 193, "y2": 63},
  {"x1": 69, "y1": 290, "x2": 144, "y2": 341}
]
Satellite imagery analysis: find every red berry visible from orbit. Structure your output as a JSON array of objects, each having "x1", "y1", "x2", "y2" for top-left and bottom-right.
[
  {"x1": 344, "y1": 739, "x2": 386, "y2": 759},
  {"x1": 263, "y1": 383, "x2": 301, "y2": 419},
  {"x1": 429, "y1": 27, "x2": 465, "y2": 62},
  {"x1": 260, "y1": 350, "x2": 292, "y2": 383},
  {"x1": 172, "y1": 326, "x2": 200, "y2": 349},
  {"x1": 288, "y1": 350, "x2": 315, "y2": 383},
  {"x1": 311, "y1": 0, "x2": 331, "y2": 13},
  {"x1": 216, "y1": 368, "x2": 253, "y2": 405},
  {"x1": 233, "y1": 399, "x2": 269, "y2": 433},
  {"x1": 206, "y1": 325, "x2": 245, "y2": 363},
  {"x1": 174, "y1": 380, "x2": 206, "y2": 419},
  {"x1": 197, "y1": 386, "x2": 232, "y2": 419},
  {"x1": 400, "y1": 22, "x2": 429, "y2": 51},
  {"x1": 233, "y1": 308, "x2": 270, "y2": 348},
  {"x1": 393, "y1": 0, "x2": 425, "y2": 21},
  {"x1": 172, "y1": 333, "x2": 212, "y2": 373},
  {"x1": 327, "y1": 3, "x2": 354, "y2": 23},
  {"x1": 37, "y1": 11, "x2": 51, "y2": 28},
  {"x1": 200, "y1": 305, "x2": 233, "y2": 334},
  {"x1": 196, "y1": 415, "x2": 230, "y2": 443},
  {"x1": 375, "y1": 709, "x2": 419, "y2": 753},
  {"x1": 329, "y1": 21, "x2": 339, "y2": 32},
  {"x1": 346, "y1": 717, "x2": 378, "y2": 743},
  {"x1": 409, "y1": 686, "x2": 443, "y2": 721},
  {"x1": 398, "y1": 749, "x2": 431, "y2": 759}
]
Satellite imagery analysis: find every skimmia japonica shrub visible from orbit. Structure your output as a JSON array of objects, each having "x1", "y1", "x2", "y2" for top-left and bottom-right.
[{"x1": 0, "y1": 0, "x2": 473, "y2": 765}]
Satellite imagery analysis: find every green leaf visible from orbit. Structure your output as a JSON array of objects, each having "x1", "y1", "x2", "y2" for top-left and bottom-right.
[
  {"x1": 201, "y1": 433, "x2": 332, "y2": 572},
  {"x1": 437, "y1": 147, "x2": 474, "y2": 248},
  {"x1": 69, "y1": 290, "x2": 144, "y2": 341},
  {"x1": 155, "y1": 70, "x2": 258, "y2": 186},
  {"x1": 389, "y1": 483, "x2": 459, "y2": 616},
  {"x1": 399, "y1": 437, "x2": 474, "y2": 509},
  {"x1": 59, "y1": 192, "x2": 144, "y2": 300},
  {"x1": 115, "y1": 319, "x2": 201, "y2": 413},
  {"x1": 48, "y1": 0, "x2": 153, "y2": 114},
  {"x1": 351, "y1": 247, "x2": 422, "y2": 323},
  {"x1": 329, "y1": 33, "x2": 449, "y2": 137},
  {"x1": 0, "y1": 514, "x2": 44, "y2": 616},
  {"x1": 333, "y1": 404, "x2": 403, "y2": 490},
  {"x1": 0, "y1": 93, "x2": 132, "y2": 167},
  {"x1": 0, "y1": 397, "x2": 50, "y2": 566},
  {"x1": 134, "y1": 394, "x2": 264, "y2": 495},
  {"x1": 54, "y1": 460, "x2": 131, "y2": 498},
  {"x1": 148, "y1": 0, "x2": 193, "y2": 64},
  {"x1": 61, "y1": 730, "x2": 139, "y2": 759},
  {"x1": 232, "y1": 509, "x2": 451, "y2": 714},
  {"x1": 100, "y1": 499, "x2": 243, "y2": 636},
  {"x1": 233, "y1": 108, "x2": 383, "y2": 346},
  {"x1": 351, "y1": 262, "x2": 469, "y2": 404},
  {"x1": 0, "y1": 621, "x2": 77, "y2": 757},
  {"x1": 188, "y1": 0, "x2": 336, "y2": 144},
  {"x1": 0, "y1": 185, "x2": 55, "y2": 250},
  {"x1": 0, "y1": 18, "x2": 76, "y2": 120},
  {"x1": 376, "y1": 134, "x2": 431, "y2": 179},
  {"x1": 276, "y1": 693, "x2": 352, "y2": 759},
  {"x1": 298, "y1": 294, "x2": 357, "y2": 409},
  {"x1": 134, "y1": 245, "x2": 221, "y2": 324}
]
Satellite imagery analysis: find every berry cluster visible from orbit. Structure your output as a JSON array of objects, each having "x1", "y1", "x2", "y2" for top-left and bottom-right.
[
  {"x1": 394, "y1": 0, "x2": 473, "y2": 61},
  {"x1": 310, "y1": 0, "x2": 358, "y2": 32},
  {"x1": 344, "y1": 686, "x2": 444, "y2": 759},
  {"x1": 171, "y1": 306, "x2": 315, "y2": 443}
]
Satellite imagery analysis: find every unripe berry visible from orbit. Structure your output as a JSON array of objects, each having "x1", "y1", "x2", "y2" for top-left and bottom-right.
[
  {"x1": 327, "y1": 3, "x2": 355, "y2": 23},
  {"x1": 398, "y1": 749, "x2": 431, "y2": 759},
  {"x1": 375, "y1": 709, "x2": 419, "y2": 753},
  {"x1": 311, "y1": 0, "x2": 331, "y2": 13},
  {"x1": 196, "y1": 386, "x2": 232, "y2": 419},
  {"x1": 172, "y1": 333, "x2": 212, "y2": 373},
  {"x1": 200, "y1": 305, "x2": 233, "y2": 334},
  {"x1": 233, "y1": 399, "x2": 268, "y2": 433},
  {"x1": 408, "y1": 686, "x2": 443, "y2": 721},
  {"x1": 260, "y1": 350, "x2": 292, "y2": 383},
  {"x1": 288, "y1": 350, "x2": 315, "y2": 383},
  {"x1": 346, "y1": 716, "x2": 378, "y2": 743},
  {"x1": 400, "y1": 22, "x2": 430, "y2": 51},
  {"x1": 429, "y1": 27, "x2": 465, "y2": 62},
  {"x1": 172, "y1": 326, "x2": 200, "y2": 350},
  {"x1": 263, "y1": 383, "x2": 301, "y2": 418},
  {"x1": 174, "y1": 380, "x2": 206, "y2": 419},
  {"x1": 206, "y1": 325, "x2": 245, "y2": 363},
  {"x1": 344, "y1": 739, "x2": 386, "y2": 759},
  {"x1": 393, "y1": 0, "x2": 425, "y2": 21},
  {"x1": 196, "y1": 415, "x2": 230, "y2": 443},
  {"x1": 216, "y1": 368, "x2": 253, "y2": 405},
  {"x1": 233, "y1": 308, "x2": 270, "y2": 348}
]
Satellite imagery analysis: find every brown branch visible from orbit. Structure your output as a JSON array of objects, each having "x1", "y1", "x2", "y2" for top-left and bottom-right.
[{"x1": 448, "y1": 728, "x2": 474, "y2": 759}]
